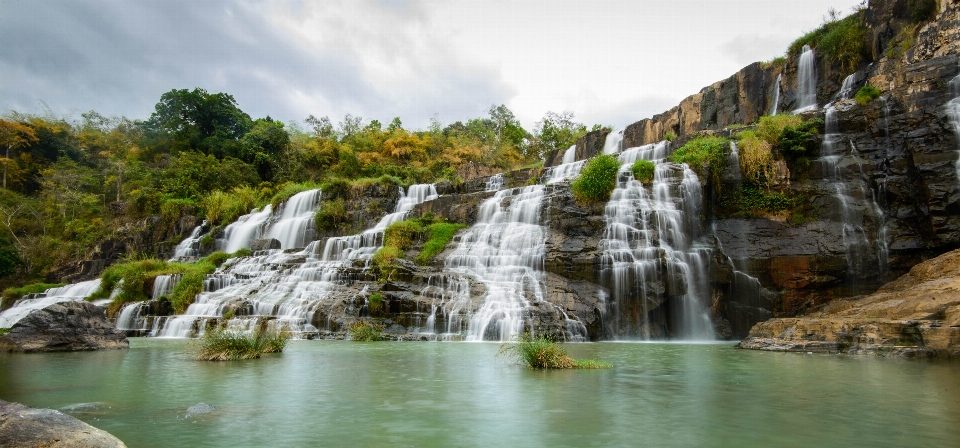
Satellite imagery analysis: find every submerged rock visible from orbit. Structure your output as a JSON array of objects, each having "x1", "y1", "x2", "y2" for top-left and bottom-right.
[
  {"x1": 0, "y1": 301, "x2": 129, "y2": 352},
  {"x1": 0, "y1": 399, "x2": 127, "y2": 447},
  {"x1": 185, "y1": 403, "x2": 218, "y2": 416},
  {"x1": 738, "y1": 248, "x2": 960, "y2": 358}
]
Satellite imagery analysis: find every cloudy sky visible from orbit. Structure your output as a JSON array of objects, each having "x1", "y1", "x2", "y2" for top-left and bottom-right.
[{"x1": 1, "y1": 0, "x2": 863, "y2": 131}]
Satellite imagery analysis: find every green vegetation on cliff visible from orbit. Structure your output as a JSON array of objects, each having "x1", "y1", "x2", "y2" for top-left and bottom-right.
[
  {"x1": 668, "y1": 135, "x2": 727, "y2": 187},
  {"x1": 349, "y1": 320, "x2": 385, "y2": 341},
  {"x1": 855, "y1": 85, "x2": 882, "y2": 105},
  {"x1": 789, "y1": 8, "x2": 868, "y2": 72},
  {"x1": 631, "y1": 159, "x2": 655, "y2": 184},
  {"x1": 571, "y1": 154, "x2": 621, "y2": 203}
]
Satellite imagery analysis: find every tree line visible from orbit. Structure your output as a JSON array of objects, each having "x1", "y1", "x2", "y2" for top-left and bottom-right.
[{"x1": 0, "y1": 87, "x2": 600, "y2": 289}]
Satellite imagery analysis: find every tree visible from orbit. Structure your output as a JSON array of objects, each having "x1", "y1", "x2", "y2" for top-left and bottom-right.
[
  {"x1": 529, "y1": 111, "x2": 587, "y2": 161},
  {"x1": 305, "y1": 115, "x2": 336, "y2": 140},
  {"x1": 239, "y1": 118, "x2": 290, "y2": 181},
  {"x1": 0, "y1": 119, "x2": 38, "y2": 189},
  {"x1": 142, "y1": 88, "x2": 252, "y2": 157}
]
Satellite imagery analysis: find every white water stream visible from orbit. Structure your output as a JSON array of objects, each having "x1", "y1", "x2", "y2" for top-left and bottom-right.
[
  {"x1": 598, "y1": 141, "x2": 713, "y2": 339},
  {"x1": 0, "y1": 280, "x2": 102, "y2": 328},
  {"x1": 794, "y1": 45, "x2": 817, "y2": 113}
]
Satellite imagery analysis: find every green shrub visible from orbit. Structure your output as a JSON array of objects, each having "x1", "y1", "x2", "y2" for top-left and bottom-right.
[
  {"x1": 200, "y1": 248, "x2": 252, "y2": 268},
  {"x1": 160, "y1": 198, "x2": 198, "y2": 224},
  {"x1": 2, "y1": 282, "x2": 65, "y2": 308},
  {"x1": 170, "y1": 262, "x2": 215, "y2": 314},
  {"x1": 737, "y1": 131, "x2": 775, "y2": 187},
  {"x1": 498, "y1": 334, "x2": 612, "y2": 369},
  {"x1": 201, "y1": 187, "x2": 259, "y2": 226},
  {"x1": 788, "y1": 10, "x2": 867, "y2": 72},
  {"x1": 668, "y1": 135, "x2": 727, "y2": 186},
  {"x1": 756, "y1": 115, "x2": 802, "y2": 144},
  {"x1": 416, "y1": 222, "x2": 466, "y2": 264},
  {"x1": 190, "y1": 327, "x2": 289, "y2": 361},
  {"x1": 720, "y1": 186, "x2": 797, "y2": 216},
  {"x1": 759, "y1": 56, "x2": 786, "y2": 70},
  {"x1": 372, "y1": 245, "x2": 401, "y2": 280},
  {"x1": 349, "y1": 320, "x2": 384, "y2": 341},
  {"x1": 908, "y1": 0, "x2": 937, "y2": 23},
  {"x1": 319, "y1": 177, "x2": 352, "y2": 198},
  {"x1": 384, "y1": 219, "x2": 423, "y2": 250},
  {"x1": 663, "y1": 132, "x2": 677, "y2": 142},
  {"x1": 314, "y1": 198, "x2": 348, "y2": 232},
  {"x1": 630, "y1": 159, "x2": 656, "y2": 183},
  {"x1": 571, "y1": 154, "x2": 622, "y2": 203},
  {"x1": 854, "y1": 85, "x2": 881, "y2": 105},
  {"x1": 368, "y1": 292, "x2": 384, "y2": 314}
]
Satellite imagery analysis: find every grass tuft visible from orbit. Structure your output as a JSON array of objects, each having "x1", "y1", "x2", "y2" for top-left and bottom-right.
[
  {"x1": 349, "y1": 320, "x2": 385, "y2": 341},
  {"x1": 190, "y1": 327, "x2": 289, "y2": 361},
  {"x1": 854, "y1": 85, "x2": 881, "y2": 105},
  {"x1": 631, "y1": 159, "x2": 655, "y2": 184},
  {"x1": 668, "y1": 135, "x2": 727, "y2": 187},
  {"x1": 498, "y1": 334, "x2": 612, "y2": 369}
]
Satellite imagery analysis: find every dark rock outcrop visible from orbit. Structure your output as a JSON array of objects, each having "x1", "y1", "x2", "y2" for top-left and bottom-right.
[
  {"x1": 0, "y1": 301, "x2": 129, "y2": 352},
  {"x1": 0, "y1": 399, "x2": 127, "y2": 447},
  {"x1": 251, "y1": 238, "x2": 282, "y2": 251}
]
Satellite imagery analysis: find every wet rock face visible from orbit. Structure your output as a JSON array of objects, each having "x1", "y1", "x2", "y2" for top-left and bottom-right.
[
  {"x1": 0, "y1": 301, "x2": 129, "y2": 352},
  {"x1": 0, "y1": 399, "x2": 127, "y2": 447}
]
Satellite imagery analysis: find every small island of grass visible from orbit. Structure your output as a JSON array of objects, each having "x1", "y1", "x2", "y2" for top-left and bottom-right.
[{"x1": 499, "y1": 334, "x2": 612, "y2": 369}]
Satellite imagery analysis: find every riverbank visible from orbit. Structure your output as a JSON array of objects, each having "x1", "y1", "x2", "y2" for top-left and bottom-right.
[{"x1": 739, "y1": 249, "x2": 960, "y2": 358}]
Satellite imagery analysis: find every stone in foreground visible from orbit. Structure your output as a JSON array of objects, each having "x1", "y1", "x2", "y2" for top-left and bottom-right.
[
  {"x1": 0, "y1": 301, "x2": 128, "y2": 352},
  {"x1": 0, "y1": 399, "x2": 126, "y2": 447},
  {"x1": 738, "y1": 249, "x2": 960, "y2": 358}
]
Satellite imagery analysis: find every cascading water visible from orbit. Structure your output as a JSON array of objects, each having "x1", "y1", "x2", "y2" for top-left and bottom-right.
[
  {"x1": 219, "y1": 189, "x2": 322, "y2": 253},
  {"x1": 561, "y1": 144, "x2": 576, "y2": 164},
  {"x1": 795, "y1": 45, "x2": 817, "y2": 113},
  {"x1": 770, "y1": 74, "x2": 782, "y2": 115},
  {"x1": 598, "y1": 142, "x2": 714, "y2": 339},
  {"x1": 170, "y1": 221, "x2": 206, "y2": 261},
  {"x1": 728, "y1": 141, "x2": 743, "y2": 186},
  {"x1": 0, "y1": 280, "x2": 102, "y2": 328},
  {"x1": 156, "y1": 184, "x2": 439, "y2": 338},
  {"x1": 837, "y1": 73, "x2": 857, "y2": 100},
  {"x1": 485, "y1": 173, "x2": 504, "y2": 192},
  {"x1": 819, "y1": 104, "x2": 888, "y2": 282},
  {"x1": 542, "y1": 159, "x2": 587, "y2": 184},
  {"x1": 602, "y1": 130, "x2": 624, "y2": 155},
  {"x1": 444, "y1": 185, "x2": 585, "y2": 341},
  {"x1": 947, "y1": 74, "x2": 960, "y2": 180}
]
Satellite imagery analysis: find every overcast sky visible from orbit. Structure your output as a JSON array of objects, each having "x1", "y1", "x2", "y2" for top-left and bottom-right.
[{"x1": 1, "y1": 0, "x2": 863, "y2": 131}]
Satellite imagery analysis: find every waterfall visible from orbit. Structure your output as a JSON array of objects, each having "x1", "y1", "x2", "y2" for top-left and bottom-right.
[
  {"x1": 598, "y1": 142, "x2": 714, "y2": 339},
  {"x1": 770, "y1": 74, "x2": 781, "y2": 115},
  {"x1": 170, "y1": 221, "x2": 206, "y2": 261},
  {"x1": 219, "y1": 189, "x2": 322, "y2": 253},
  {"x1": 602, "y1": 130, "x2": 624, "y2": 155},
  {"x1": 837, "y1": 73, "x2": 857, "y2": 100},
  {"x1": 116, "y1": 302, "x2": 149, "y2": 331},
  {"x1": 418, "y1": 274, "x2": 472, "y2": 338},
  {"x1": 728, "y1": 141, "x2": 743, "y2": 185},
  {"x1": 265, "y1": 189, "x2": 322, "y2": 249},
  {"x1": 151, "y1": 274, "x2": 181, "y2": 299},
  {"x1": 794, "y1": 45, "x2": 817, "y2": 112},
  {"x1": 0, "y1": 280, "x2": 102, "y2": 328},
  {"x1": 322, "y1": 184, "x2": 438, "y2": 261},
  {"x1": 445, "y1": 186, "x2": 549, "y2": 341},
  {"x1": 156, "y1": 184, "x2": 439, "y2": 338},
  {"x1": 485, "y1": 173, "x2": 504, "y2": 192},
  {"x1": 819, "y1": 105, "x2": 888, "y2": 282},
  {"x1": 542, "y1": 159, "x2": 587, "y2": 184},
  {"x1": 947, "y1": 74, "x2": 960, "y2": 181},
  {"x1": 561, "y1": 144, "x2": 576, "y2": 164}
]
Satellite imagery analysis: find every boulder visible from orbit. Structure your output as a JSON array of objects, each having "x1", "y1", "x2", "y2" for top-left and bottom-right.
[
  {"x1": 0, "y1": 301, "x2": 129, "y2": 352},
  {"x1": 0, "y1": 399, "x2": 126, "y2": 447},
  {"x1": 251, "y1": 238, "x2": 282, "y2": 251}
]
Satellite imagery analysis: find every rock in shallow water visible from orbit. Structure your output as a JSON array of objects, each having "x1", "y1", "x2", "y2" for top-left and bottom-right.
[
  {"x1": 186, "y1": 403, "x2": 218, "y2": 416},
  {"x1": 0, "y1": 300, "x2": 128, "y2": 352},
  {"x1": 0, "y1": 399, "x2": 127, "y2": 447}
]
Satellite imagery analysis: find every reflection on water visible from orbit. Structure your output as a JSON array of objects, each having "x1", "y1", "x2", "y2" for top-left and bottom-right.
[{"x1": 1, "y1": 340, "x2": 958, "y2": 447}]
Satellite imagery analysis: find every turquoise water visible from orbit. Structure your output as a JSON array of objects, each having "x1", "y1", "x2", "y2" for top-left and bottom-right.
[{"x1": 1, "y1": 340, "x2": 958, "y2": 447}]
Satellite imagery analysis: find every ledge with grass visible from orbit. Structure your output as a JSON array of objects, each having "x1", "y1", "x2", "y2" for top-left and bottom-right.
[{"x1": 190, "y1": 327, "x2": 288, "y2": 361}]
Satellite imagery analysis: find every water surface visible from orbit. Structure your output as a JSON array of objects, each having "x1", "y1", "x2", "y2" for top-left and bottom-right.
[{"x1": 1, "y1": 340, "x2": 958, "y2": 447}]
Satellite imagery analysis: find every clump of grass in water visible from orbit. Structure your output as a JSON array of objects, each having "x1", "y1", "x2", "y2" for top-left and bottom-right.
[
  {"x1": 498, "y1": 334, "x2": 611, "y2": 369},
  {"x1": 349, "y1": 320, "x2": 385, "y2": 341},
  {"x1": 191, "y1": 327, "x2": 289, "y2": 361}
]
